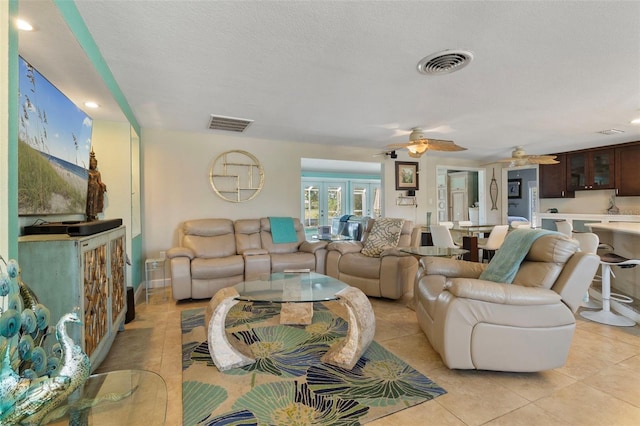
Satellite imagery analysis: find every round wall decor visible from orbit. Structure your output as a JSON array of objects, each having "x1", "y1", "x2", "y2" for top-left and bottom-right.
[{"x1": 209, "y1": 150, "x2": 264, "y2": 202}]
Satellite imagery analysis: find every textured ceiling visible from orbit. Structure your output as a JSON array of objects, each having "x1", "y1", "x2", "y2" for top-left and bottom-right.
[{"x1": 17, "y1": 1, "x2": 640, "y2": 163}]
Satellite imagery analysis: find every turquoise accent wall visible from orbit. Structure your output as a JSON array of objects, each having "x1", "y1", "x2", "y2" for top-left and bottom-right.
[
  {"x1": 131, "y1": 234, "x2": 142, "y2": 290},
  {"x1": 8, "y1": 0, "x2": 19, "y2": 258}
]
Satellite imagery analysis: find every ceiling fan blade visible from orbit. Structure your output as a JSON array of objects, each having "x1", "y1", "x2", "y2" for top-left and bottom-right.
[{"x1": 423, "y1": 139, "x2": 467, "y2": 152}]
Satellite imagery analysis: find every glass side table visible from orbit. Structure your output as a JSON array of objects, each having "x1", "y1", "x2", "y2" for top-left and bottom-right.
[
  {"x1": 145, "y1": 257, "x2": 166, "y2": 303},
  {"x1": 42, "y1": 369, "x2": 167, "y2": 425}
]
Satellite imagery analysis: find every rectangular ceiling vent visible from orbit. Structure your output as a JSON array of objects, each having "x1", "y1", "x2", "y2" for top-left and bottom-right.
[
  {"x1": 208, "y1": 115, "x2": 253, "y2": 132},
  {"x1": 596, "y1": 128, "x2": 625, "y2": 135}
]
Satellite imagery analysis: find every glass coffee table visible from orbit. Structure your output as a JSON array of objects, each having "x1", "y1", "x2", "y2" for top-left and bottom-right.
[
  {"x1": 42, "y1": 369, "x2": 167, "y2": 425},
  {"x1": 206, "y1": 272, "x2": 374, "y2": 372},
  {"x1": 400, "y1": 246, "x2": 469, "y2": 258}
]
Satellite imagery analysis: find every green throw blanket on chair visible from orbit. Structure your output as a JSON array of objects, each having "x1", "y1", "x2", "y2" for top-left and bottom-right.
[
  {"x1": 269, "y1": 217, "x2": 298, "y2": 243},
  {"x1": 479, "y1": 228, "x2": 556, "y2": 283}
]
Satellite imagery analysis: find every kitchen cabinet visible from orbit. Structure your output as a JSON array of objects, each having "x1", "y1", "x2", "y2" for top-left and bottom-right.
[
  {"x1": 615, "y1": 144, "x2": 640, "y2": 196},
  {"x1": 539, "y1": 153, "x2": 574, "y2": 198},
  {"x1": 18, "y1": 227, "x2": 127, "y2": 372},
  {"x1": 567, "y1": 148, "x2": 615, "y2": 191}
]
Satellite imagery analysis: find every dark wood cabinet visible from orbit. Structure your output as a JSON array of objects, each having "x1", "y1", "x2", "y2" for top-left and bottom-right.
[
  {"x1": 539, "y1": 153, "x2": 574, "y2": 198},
  {"x1": 615, "y1": 144, "x2": 640, "y2": 196},
  {"x1": 566, "y1": 148, "x2": 615, "y2": 191}
]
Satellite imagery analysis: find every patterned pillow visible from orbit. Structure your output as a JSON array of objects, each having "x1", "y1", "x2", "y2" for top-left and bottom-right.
[{"x1": 361, "y1": 218, "x2": 405, "y2": 257}]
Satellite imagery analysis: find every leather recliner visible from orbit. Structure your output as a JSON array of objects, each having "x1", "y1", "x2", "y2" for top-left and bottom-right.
[
  {"x1": 325, "y1": 218, "x2": 420, "y2": 299},
  {"x1": 167, "y1": 218, "x2": 328, "y2": 300},
  {"x1": 414, "y1": 233, "x2": 599, "y2": 372}
]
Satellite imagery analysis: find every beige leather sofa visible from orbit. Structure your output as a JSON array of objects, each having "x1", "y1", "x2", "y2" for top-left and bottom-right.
[
  {"x1": 167, "y1": 218, "x2": 327, "y2": 300},
  {"x1": 415, "y1": 233, "x2": 599, "y2": 372},
  {"x1": 325, "y1": 218, "x2": 420, "y2": 299}
]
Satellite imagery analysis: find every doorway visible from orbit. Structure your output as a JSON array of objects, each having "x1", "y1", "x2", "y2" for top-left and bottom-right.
[
  {"x1": 436, "y1": 166, "x2": 486, "y2": 225},
  {"x1": 505, "y1": 166, "x2": 538, "y2": 223}
]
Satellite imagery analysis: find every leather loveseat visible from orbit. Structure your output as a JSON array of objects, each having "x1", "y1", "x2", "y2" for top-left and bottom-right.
[
  {"x1": 414, "y1": 232, "x2": 599, "y2": 372},
  {"x1": 167, "y1": 218, "x2": 327, "y2": 300},
  {"x1": 325, "y1": 218, "x2": 420, "y2": 299}
]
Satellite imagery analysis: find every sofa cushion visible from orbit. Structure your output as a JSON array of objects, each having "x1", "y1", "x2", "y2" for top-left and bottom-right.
[
  {"x1": 513, "y1": 235, "x2": 578, "y2": 289},
  {"x1": 235, "y1": 219, "x2": 262, "y2": 254},
  {"x1": 361, "y1": 218, "x2": 405, "y2": 257},
  {"x1": 191, "y1": 255, "x2": 244, "y2": 279},
  {"x1": 337, "y1": 252, "x2": 381, "y2": 279},
  {"x1": 183, "y1": 233, "x2": 236, "y2": 258}
]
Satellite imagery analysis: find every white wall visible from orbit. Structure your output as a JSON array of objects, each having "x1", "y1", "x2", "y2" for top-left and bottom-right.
[
  {"x1": 141, "y1": 128, "x2": 389, "y2": 257},
  {"x1": 540, "y1": 189, "x2": 640, "y2": 215},
  {"x1": 141, "y1": 128, "x2": 493, "y2": 258}
]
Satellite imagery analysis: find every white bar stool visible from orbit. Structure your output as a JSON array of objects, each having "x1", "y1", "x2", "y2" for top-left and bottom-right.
[{"x1": 580, "y1": 252, "x2": 638, "y2": 327}]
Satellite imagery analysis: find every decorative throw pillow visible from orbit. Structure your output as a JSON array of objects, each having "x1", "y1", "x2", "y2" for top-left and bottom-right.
[{"x1": 361, "y1": 218, "x2": 405, "y2": 257}]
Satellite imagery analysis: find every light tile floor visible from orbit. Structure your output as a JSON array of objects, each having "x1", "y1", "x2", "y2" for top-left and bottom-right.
[{"x1": 96, "y1": 289, "x2": 640, "y2": 425}]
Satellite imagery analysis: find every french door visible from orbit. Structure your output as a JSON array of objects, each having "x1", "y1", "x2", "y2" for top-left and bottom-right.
[
  {"x1": 350, "y1": 182, "x2": 381, "y2": 218},
  {"x1": 302, "y1": 180, "x2": 347, "y2": 235}
]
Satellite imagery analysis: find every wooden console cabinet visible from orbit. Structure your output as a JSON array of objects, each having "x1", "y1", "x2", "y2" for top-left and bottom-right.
[{"x1": 18, "y1": 226, "x2": 127, "y2": 372}]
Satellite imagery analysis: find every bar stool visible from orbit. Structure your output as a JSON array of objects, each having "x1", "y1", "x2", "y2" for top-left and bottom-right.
[{"x1": 580, "y1": 251, "x2": 638, "y2": 327}]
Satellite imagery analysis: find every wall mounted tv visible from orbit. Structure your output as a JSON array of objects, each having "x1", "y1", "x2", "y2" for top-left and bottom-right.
[{"x1": 18, "y1": 56, "x2": 93, "y2": 216}]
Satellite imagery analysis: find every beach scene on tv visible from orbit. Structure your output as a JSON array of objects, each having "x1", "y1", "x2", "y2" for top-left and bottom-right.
[{"x1": 18, "y1": 56, "x2": 93, "y2": 216}]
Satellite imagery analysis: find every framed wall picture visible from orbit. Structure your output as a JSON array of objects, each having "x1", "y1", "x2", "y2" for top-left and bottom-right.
[
  {"x1": 395, "y1": 161, "x2": 419, "y2": 190},
  {"x1": 508, "y1": 178, "x2": 522, "y2": 199}
]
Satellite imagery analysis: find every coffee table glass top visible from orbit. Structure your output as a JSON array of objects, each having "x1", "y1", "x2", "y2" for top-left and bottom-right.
[
  {"x1": 233, "y1": 272, "x2": 348, "y2": 303},
  {"x1": 400, "y1": 246, "x2": 469, "y2": 257}
]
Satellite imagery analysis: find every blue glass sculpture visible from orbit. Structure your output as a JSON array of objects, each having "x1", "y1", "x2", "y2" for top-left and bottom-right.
[{"x1": 0, "y1": 256, "x2": 90, "y2": 424}]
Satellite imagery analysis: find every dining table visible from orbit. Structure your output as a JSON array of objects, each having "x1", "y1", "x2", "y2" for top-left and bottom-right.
[{"x1": 450, "y1": 223, "x2": 501, "y2": 262}]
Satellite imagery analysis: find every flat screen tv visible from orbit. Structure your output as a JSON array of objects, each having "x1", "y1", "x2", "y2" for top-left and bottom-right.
[{"x1": 18, "y1": 56, "x2": 93, "y2": 216}]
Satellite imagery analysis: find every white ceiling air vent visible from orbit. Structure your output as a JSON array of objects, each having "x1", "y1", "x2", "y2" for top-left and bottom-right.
[
  {"x1": 417, "y1": 49, "x2": 474, "y2": 75},
  {"x1": 597, "y1": 129, "x2": 625, "y2": 135},
  {"x1": 208, "y1": 115, "x2": 254, "y2": 132}
]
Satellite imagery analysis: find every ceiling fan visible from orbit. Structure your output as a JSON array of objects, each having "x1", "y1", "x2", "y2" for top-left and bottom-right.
[
  {"x1": 494, "y1": 146, "x2": 559, "y2": 166},
  {"x1": 385, "y1": 127, "x2": 467, "y2": 158}
]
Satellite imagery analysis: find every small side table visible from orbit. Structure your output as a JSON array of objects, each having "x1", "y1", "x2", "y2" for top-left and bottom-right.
[{"x1": 145, "y1": 258, "x2": 166, "y2": 303}]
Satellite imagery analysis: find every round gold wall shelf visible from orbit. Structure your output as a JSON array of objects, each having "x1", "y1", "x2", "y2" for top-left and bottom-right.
[{"x1": 209, "y1": 150, "x2": 264, "y2": 203}]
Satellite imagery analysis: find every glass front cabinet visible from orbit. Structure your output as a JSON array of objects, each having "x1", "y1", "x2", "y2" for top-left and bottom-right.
[{"x1": 566, "y1": 148, "x2": 615, "y2": 191}]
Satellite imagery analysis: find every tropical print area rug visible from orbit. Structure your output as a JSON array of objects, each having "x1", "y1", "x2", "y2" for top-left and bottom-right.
[{"x1": 181, "y1": 302, "x2": 446, "y2": 425}]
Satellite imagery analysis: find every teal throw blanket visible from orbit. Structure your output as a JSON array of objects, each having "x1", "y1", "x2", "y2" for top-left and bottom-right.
[
  {"x1": 269, "y1": 217, "x2": 298, "y2": 244},
  {"x1": 479, "y1": 229, "x2": 556, "y2": 284}
]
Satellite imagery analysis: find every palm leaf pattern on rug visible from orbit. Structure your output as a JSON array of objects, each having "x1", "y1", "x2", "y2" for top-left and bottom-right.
[
  {"x1": 307, "y1": 341, "x2": 446, "y2": 407},
  {"x1": 228, "y1": 326, "x2": 326, "y2": 377},
  {"x1": 182, "y1": 303, "x2": 446, "y2": 426}
]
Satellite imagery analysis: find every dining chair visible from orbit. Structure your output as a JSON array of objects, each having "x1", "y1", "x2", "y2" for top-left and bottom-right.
[
  {"x1": 477, "y1": 225, "x2": 509, "y2": 262},
  {"x1": 430, "y1": 225, "x2": 460, "y2": 249},
  {"x1": 555, "y1": 220, "x2": 572, "y2": 236}
]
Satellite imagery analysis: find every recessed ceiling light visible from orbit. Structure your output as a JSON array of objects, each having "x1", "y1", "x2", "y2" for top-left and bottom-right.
[
  {"x1": 16, "y1": 19, "x2": 33, "y2": 31},
  {"x1": 84, "y1": 101, "x2": 100, "y2": 109},
  {"x1": 631, "y1": 118, "x2": 640, "y2": 125}
]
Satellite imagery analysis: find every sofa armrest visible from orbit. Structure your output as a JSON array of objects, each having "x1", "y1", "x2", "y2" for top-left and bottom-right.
[
  {"x1": 167, "y1": 246, "x2": 194, "y2": 260},
  {"x1": 379, "y1": 247, "x2": 413, "y2": 257},
  {"x1": 299, "y1": 240, "x2": 328, "y2": 253},
  {"x1": 243, "y1": 248, "x2": 269, "y2": 256},
  {"x1": 446, "y1": 278, "x2": 562, "y2": 305},
  {"x1": 326, "y1": 241, "x2": 364, "y2": 254},
  {"x1": 421, "y1": 257, "x2": 486, "y2": 278}
]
